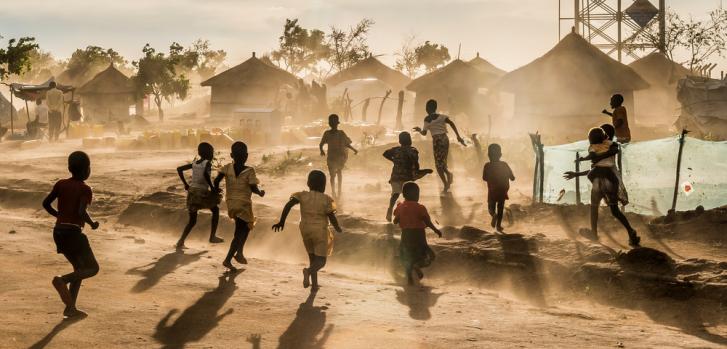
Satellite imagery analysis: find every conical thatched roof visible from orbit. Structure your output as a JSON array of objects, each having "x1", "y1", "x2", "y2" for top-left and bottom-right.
[
  {"x1": 497, "y1": 32, "x2": 649, "y2": 94},
  {"x1": 78, "y1": 64, "x2": 134, "y2": 95},
  {"x1": 201, "y1": 54, "x2": 298, "y2": 88},
  {"x1": 629, "y1": 52, "x2": 691, "y2": 87},
  {"x1": 56, "y1": 66, "x2": 100, "y2": 87},
  {"x1": 406, "y1": 59, "x2": 499, "y2": 92},
  {"x1": 468, "y1": 53, "x2": 506, "y2": 77},
  {"x1": 326, "y1": 56, "x2": 411, "y2": 90}
]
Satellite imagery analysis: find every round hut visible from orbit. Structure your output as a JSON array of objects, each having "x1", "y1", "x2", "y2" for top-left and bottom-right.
[
  {"x1": 496, "y1": 31, "x2": 649, "y2": 138},
  {"x1": 629, "y1": 52, "x2": 691, "y2": 126},
  {"x1": 468, "y1": 52, "x2": 507, "y2": 78},
  {"x1": 406, "y1": 59, "x2": 499, "y2": 119},
  {"x1": 201, "y1": 53, "x2": 299, "y2": 119},
  {"x1": 326, "y1": 55, "x2": 411, "y2": 92},
  {"x1": 77, "y1": 64, "x2": 136, "y2": 123}
]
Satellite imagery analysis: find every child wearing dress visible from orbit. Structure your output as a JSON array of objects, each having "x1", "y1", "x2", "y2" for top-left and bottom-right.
[
  {"x1": 393, "y1": 182, "x2": 442, "y2": 285},
  {"x1": 176, "y1": 142, "x2": 222, "y2": 248},
  {"x1": 214, "y1": 141, "x2": 265, "y2": 270},
  {"x1": 273, "y1": 170, "x2": 342, "y2": 291}
]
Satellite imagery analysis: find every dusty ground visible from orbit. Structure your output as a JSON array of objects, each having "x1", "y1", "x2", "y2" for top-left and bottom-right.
[{"x1": 0, "y1": 138, "x2": 726, "y2": 349}]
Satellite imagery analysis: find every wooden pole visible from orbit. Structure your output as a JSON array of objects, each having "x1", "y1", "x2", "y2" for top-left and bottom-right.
[
  {"x1": 361, "y1": 98, "x2": 370, "y2": 122},
  {"x1": 376, "y1": 89, "x2": 392, "y2": 126},
  {"x1": 395, "y1": 90, "x2": 404, "y2": 130},
  {"x1": 10, "y1": 89, "x2": 14, "y2": 136},
  {"x1": 575, "y1": 151, "x2": 581, "y2": 205},
  {"x1": 670, "y1": 129, "x2": 688, "y2": 212},
  {"x1": 25, "y1": 100, "x2": 30, "y2": 122},
  {"x1": 529, "y1": 133, "x2": 539, "y2": 203},
  {"x1": 538, "y1": 138, "x2": 545, "y2": 203}
]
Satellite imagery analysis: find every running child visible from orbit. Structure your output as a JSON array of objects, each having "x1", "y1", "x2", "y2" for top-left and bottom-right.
[
  {"x1": 272, "y1": 170, "x2": 342, "y2": 291},
  {"x1": 383, "y1": 131, "x2": 433, "y2": 222},
  {"x1": 565, "y1": 127, "x2": 640, "y2": 247},
  {"x1": 42, "y1": 151, "x2": 100, "y2": 318},
  {"x1": 319, "y1": 114, "x2": 358, "y2": 198},
  {"x1": 214, "y1": 141, "x2": 265, "y2": 270},
  {"x1": 482, "y1": 143, "x2": 515, "y2": 232},
  {"x1": 176, "y1": 142, "x2": 223, "y2": 248},
  {"x1": 601, "y1": 94, "x2": 632, "y2": 143},
  {"x1": 393, "y1": 182, "x2": 442, "y2": 285}
]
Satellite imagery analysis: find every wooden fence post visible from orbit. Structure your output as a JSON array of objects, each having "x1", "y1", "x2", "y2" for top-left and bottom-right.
[
  {"x1": 395, "y1": 90, "x2": 404, "y2": 130},
  {"x1": 575, "y1": 151, "x2": 581, "y2": 205},
  {"x1": 538, "y1": 139, "x2": 545, "y2": 203},
  {"x1": 670, "y1": 129, "x2": 689, "y2": 212}
]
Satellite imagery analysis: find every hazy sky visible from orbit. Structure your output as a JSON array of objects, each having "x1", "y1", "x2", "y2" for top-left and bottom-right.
[{"x1": 1, "y1": 0, "x2": 725, "y2": 73}]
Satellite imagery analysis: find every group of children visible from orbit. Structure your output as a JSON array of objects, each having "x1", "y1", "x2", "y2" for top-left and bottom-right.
[{"x1": 43, "y1": 96, "x2": 641, "y2": 317}]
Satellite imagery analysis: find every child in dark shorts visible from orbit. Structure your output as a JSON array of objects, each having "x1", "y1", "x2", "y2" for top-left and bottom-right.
[
  {"x1": 42, "y1": 151, "x2": 100, "y2": 318},
  {"x1": 482, "y1": 144, "x2": 515, "y2": 232},
  {"x1": 393, "y1": 182, "x2": 443, "y2": 285},
  {"x1": 176, "y1": 142, "x2": 223, "y2": 248},
  {"x1": 383, "y1": 131, "x2": 433, "y2": 222}
]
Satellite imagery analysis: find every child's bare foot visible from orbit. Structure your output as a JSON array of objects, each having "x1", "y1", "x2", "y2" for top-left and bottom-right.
[
  {"x1": 63, "y1": 306, "x2": 87, "y2": 319},
  {"x1": 490, "y1": 216, "x2": 496, "y2": 228},
  {"x1": 234, "y1": 253, "x2": 248, "y2": 264},
  {"x1": 52, "y1": 276, "x2": 71, "y2": 306},
  {"x1": 209, "y1": 236, "x2": 224, "y2": 243},
  {"x1": 302, "y1": 268, "x2": 310, "y2": 288},
  {"x1": 414, "y1": 267, "x2": 424, "y2": 279},
  {"x1": 385, "y1": 208, "x2": 393, "y2": 222},
  {"x1": 175, "y1": 241, "x2": 187, "y2": 249},
  {"x1": 222, "y1": 260, "x2": 237, "y2": 271},
  {"x1": 496, "y1": 225, "x2": 504, "y2": 233}
]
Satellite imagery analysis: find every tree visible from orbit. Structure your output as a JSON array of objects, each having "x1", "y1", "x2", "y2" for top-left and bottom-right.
[
  {"x1": 270, "y1": 19, "x2": 330, "y2": 76},
  {"x1": 0, "y1": 36, "x2": 38, "y2": 80},
  {"x1": 415, "y1": 41, "x2": 450, "y2": 73},
  {"x1": 190, "y1": 39, "x2": 227, "y2": 81},
  {"x1": 394, "y1": 35, "x2": 419, "y2": 78},
  {"x1": 133, "y1": 44, "x2": 191, "y2": 121},
  {"x1": 638, "y1": 10, "x2": 685, "y2": 61},
  {"x1": 66, "y1": 45, "x2": 127, "y2": 76},
  {"x1": 17, "y1": 48, "x2": 65, "y2": 83},
  {"x1": 326, "y1": 18, "x2": 374, "y2": 75}
]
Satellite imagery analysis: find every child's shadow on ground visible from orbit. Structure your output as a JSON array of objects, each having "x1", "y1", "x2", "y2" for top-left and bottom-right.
[
  {"x1": 497, "y1": 233, "x2": 547, "y2": 307},
  {"x1": 127, "y1": 249, "x2": 207, "y2": 293},
  {"x1": 153, "y1": 270, "x2": 242, "y2": 349},
  {"x1": 395, "y1": 286, "x2": 443, "y2": 320},
  {"x1": 28, "y1": 313, "x2": 87, "y2": 349},
  {"x1": 438, "y1": 192, "x2": 478, "y2": 226},
  {"x1": 277, "y1": 291, "x2": 334, "y2": 349}
]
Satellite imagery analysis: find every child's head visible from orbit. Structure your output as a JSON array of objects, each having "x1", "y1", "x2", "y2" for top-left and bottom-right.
[
  {"x1": 231, "y1": 141, "x2": 248, "y2": 163},
  {"x1": 328, "y1": 114, "x2": 340, "y2": 129},
  {"x1": 588, "y1": 127, "x2": 606, "y2": 145},
  {"x1": 398, "y1": 131, "x2": 412, "y2": 146},
  {"x1": 36, "y1": 98, "x2": 43, "y2": 106},
  {"x1": 425, "y1": 99, "x2": 437, "y2": 115},
  {"x1": 402, "y1": 182, "x2": 420, "y2": 201},
  {"x1": 600, "y1": 124, "x2": 616, "y2": 141},
  {"x1": 488, "y1": 143, "x2": 502, "y2": 161},
  {"x1": 49, "y1": 81, "x2": 57, "y2": 89},
  {"x1": 610, "y1": 94, "x2": 624, "y2": 108},
  {"x1": 197, "y1": 142, "x2": 214, "y2": 161},
  {"x1": 68, "y1": 151, "x2": 91, "y2": 180},
  {"x1": 307, "y1": 170, "x2": 327, "y2": 193}
]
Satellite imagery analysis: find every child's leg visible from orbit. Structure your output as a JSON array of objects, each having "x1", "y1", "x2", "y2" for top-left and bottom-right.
[
  {"x1": 224, "y1": 220, "x2": 250, "y2": 269},
  {"x1": 487, "y1": 199, "x2": 496, "y2": 227},
  {"x1": 177, "y1": 210, "x2": 198, "y2": 247},
  {"x1": 209, "y1": 207, "x2": 222, "y2": 243},
  {"x1": 405, "y1": 262, "x2": 414, "y2": 285},
  {"x1": 309, "y1": 255, "x2": 327, "y2": 289},
  {"x1": 386, "y1": 193, "x2": 399, "y2": 222},
  {"x1": 329, "y1": 168, "x2": 337, "y2": 197},
  {"x1": 233, "y1": 218, "x2": 251, "y2": 263},
  {"x1": 336, "y1": 170, "x2": 343, "y2": 197},
  {"x1": 608, "y1": 204, "x2": 640, "y2": 245},
  {"x1": 495, "y1": 200, "x2": 505, "y2": 230},
  {"x1": 435, "y1": 167, "x2": 448, "y2": 188},
  {"x1": 590, "y1": 190, "x2": 600, "y2": 236},
  {"x1": 61, "y1": 248, "x2": 99, "y2": 312},
  {"x1": 303, "y1": 254, "x2": 314, "y2": 288}
]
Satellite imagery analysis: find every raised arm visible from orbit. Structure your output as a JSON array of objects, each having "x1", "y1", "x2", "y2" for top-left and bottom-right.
[
  {"x1": 601, "y1": 109, "x2": 613, "y2": 117},
  {"x1": 445, "y1": 118, "x2": 466, "y2": 146},
  {"x1": 177, "y1": 164, "x2": 193, "y2": 190},
  {"x1": 272, "y1": 197, "x2": 300, "y2": 231}
]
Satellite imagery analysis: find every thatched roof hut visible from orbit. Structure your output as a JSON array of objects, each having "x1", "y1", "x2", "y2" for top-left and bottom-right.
[
  {"x1": 201, "y1": 53, "x2": 298, "y2": 118},
  {"x1": 629, "y1": 52, "x2": 691, "y2": 125},
  {"x1": 496, "y1": 31, "x2": 648, "y2": 136},
  {"x1": 407, "y1": 59, "x2": 499, "y2": 117},
  {"x1": 77, "y1": 64, "x2": 135, "y2": 122},
  {"x1": 468, "y1": 53, "x2": 506, "y2": 77},
  {"x1": 326, "y1": 56, "x2": 411, "y2": 91}
]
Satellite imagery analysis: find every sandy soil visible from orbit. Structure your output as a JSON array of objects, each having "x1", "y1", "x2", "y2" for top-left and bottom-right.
[{"x1": 0, "y1": 139, "x2": 726, "y2": 349}]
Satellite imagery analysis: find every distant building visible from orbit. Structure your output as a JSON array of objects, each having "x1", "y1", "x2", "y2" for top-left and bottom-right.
[
  {"x1": 629, "y1": 52, "x2": 691, "y2": 126},
  {"x1": 496, "y1": 31, "x2": 649, "y2": 138},
  {"x1": 326, "y1": 55, "x2": 411, "y2": 92},
  {"x1": 77, "y1": 64, "x2": 136, "y2": 123},
  {"x1": 468, "y1": 52, "x2": 507, "y2": 78},
  {"x1": 201, "y1": 53, "x2": 298, "y2": 119}
]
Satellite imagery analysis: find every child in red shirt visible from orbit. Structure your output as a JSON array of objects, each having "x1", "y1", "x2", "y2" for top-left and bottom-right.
[
  {"x1": 42, "y1": 151, "x2": 100, "y2": 318},
  {"x1": 482, "y1": 144, "x2": 515, "y2": 232},
  {"x1": 393, "y1": 182, "x2": 442, "y2": 285}
]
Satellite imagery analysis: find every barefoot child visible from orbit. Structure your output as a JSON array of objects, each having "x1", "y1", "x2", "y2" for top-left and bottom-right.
[
  {"x1": 482, "y1": 144, "x2": 515, "y2": 232},
  {"x1": 176, "y1": 142, "x2": 223, "y2": 248},
  {"x1": 319, "y1": 114, "x2": 358, "y2": 198},
  {"x1": 393, "y1": 182, "x2": 442, "y2": 285},
  {"x1": 601, "y1": 94, "x2": 632, "y2": 143},
  {"x1": 272, "y1": 170, "x2": 342, "y2": 290},
  {"x1": 214, "y1": 141, "x2": 265, "y2": 270},
  {"x1": 565, "y1": 128, "x2": 640, "y2": 247},
  {"x1": 383, "y1": 131, "x2": 433, "y2": 222},
  {"x1": 42, "y1": 151, "x2": 100, "y2": 318}
]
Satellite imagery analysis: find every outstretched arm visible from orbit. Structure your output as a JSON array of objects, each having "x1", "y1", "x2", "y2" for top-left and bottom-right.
[
  {"x1": 424, "y1": 216, "x2": 443, "y2": 237},
  {"x1": 177, "y1": 164, "x2": 193, "y2": 190},
  {"x1": 327, "y1": 212, "x2": 342, "y2": 233},
  {"x1": 272, "y1": 198, "x2": 300, "y2": 231},
  {"x1": 445, "y1": 119, "x2": 466, "y2": 146},
  {"x1": 602, "y1": 109, "x2": 613, "y2": 116},
  {"x1": 250, "y1": 184, "x2": 265, "y2": 197},
  {"x1": 563, "y1": 170, "x2": 590, "y2": 180}
]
